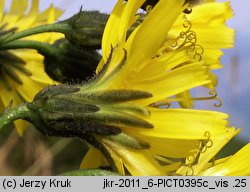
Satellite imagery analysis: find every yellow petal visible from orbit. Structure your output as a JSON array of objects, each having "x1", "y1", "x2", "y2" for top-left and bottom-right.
[
  {"x1": 130, "y1": 62, "x2": 210, "y2": 105},
  {"x1": 200, "y1": 143, "x2": 250, "y2": 176},
  {"x1": 0, "y1": 0, "x2": 4, "y2": 21},
  {"x1": 10, "y1": 50, "x2": 53, "y2": 84},
  {"x1": 102, "y1": 0, "x2": 124, "y2": 59},
  {"x1": 35, "y1": 4, "x2": 63, "y2": 25},
  {"x1": 102, "y1": 138, "x2": 165, "y2": 176},
  {"x1": 10, "y1": 50, "x2": 43, "y2": 62},
  {"x1": 0, "y1": 98, "x2": 4, "y2": 114},
  {"x1": 169, "y1": 2, "x2": 234, "y2": 69},
  {"x1": 0, "y1": 80, "x2": 22, "y2": 107},
  {"x1": 102, "y1": 143, "x2": 126, "y2": 175},
  {"x1": 0, "y1": 80, "x2": 29, "y2": 135},
  {"x1": 28, "y1": 0, "x2": 39, "y2": 16},
  {"x1": 137, "y1": 49, "x2": 191, "y2": 80},
  {"x1": 177, "y1": 128, "x2": 240, "y2": 175},
  {"x1": 102, "y1": 0, "x2": 145, "y2": 60},
  {"x1": 188, "y1": 2, "x2": 233, "y2": 25},
  {"x1": 9, "y1": 0, "x2": 28, "y2": 15},
  {"x1": 205, "y1": 72, "x2": 218, "y2": 89},
  {"x1": 3, "y1": 0, "x2": 28, "y2": 26},
  {"x1": 14, "y1": 120, "x2": 31, "y2": 136},
  {"x1": 176, "y1": 91, "x2": 194, "y2": 108},
  {"x1": 80, "y1": 147, "x2": 106, "y2": 169},
  {"x1": 126, "y1": 0, "x2": 184, "y2": 70},
  {"x1": 202, "y1": 49, "x2": 223, "y2": 69},
  {"x1": 16, "y1": 74, "x2": 47, "y2": 102},
  {"x1": 118, "y1": 0, "x2": 145, "y2": 43},
  {"x1": 142, "y1": 136, "x2": 200, "y2": 158},
  {"x1": 126, "y1": 108, "x2": 229, "y2": 140},
  {"x1": 193, "y1": 26, "x2": 234, "y2": 49},
  {"x1": 194, "y1": 128, "x2": 240, "y2": 174}
]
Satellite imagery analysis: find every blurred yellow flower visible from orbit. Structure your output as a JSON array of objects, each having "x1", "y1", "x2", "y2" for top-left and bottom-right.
[
  {"x1": 80, "y1": 0, "x2": 235, "y2": 175},
  {"x1": 0, "y1": 0, "x2": 63, "y2": 135}
]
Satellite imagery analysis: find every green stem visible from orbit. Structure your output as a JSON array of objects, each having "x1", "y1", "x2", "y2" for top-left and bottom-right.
[
  {"x1": 0, "y1": 103, "x2": 31, "y2": 131},
  {"x1": 0, "y1": 23, "x2": 69, "y2": 44},
  {"x1": 0, "y1": 40, "x2": 58, "y2": 57}
]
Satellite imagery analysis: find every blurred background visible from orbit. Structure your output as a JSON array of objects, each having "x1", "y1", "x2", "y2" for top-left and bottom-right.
[{"x1": 0, "y1": 0, "x2": 249, "y2": 175}]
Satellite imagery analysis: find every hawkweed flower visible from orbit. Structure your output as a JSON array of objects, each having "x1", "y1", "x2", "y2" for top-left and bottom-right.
[
  {"x1": 0, "y1": 0, "x2": 236, "y2": 176},
  {"x1": 44, "y1": 0, "x2": 234, "y2": 175},
  {"x1": 0, "y1": 0, "x2": 63, "y2": 135},
  {"x1": 80, "y1": 0, "x2": 236, "y2": 175}
]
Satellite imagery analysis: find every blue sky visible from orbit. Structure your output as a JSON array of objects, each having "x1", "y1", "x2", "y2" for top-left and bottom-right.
[
  {"x1": 215, "y1": 1, "x2": 250, "y2": 140},
  {"x1": 40, "y1": 0, "x2": 117, "y2": 17}
]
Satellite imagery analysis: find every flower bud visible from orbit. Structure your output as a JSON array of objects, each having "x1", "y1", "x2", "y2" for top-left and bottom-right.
[
  {"x1": 55, "y1": 9, "x2": 144, "y2": 49},
  {"x1": 28, "y1": 86, "x2": 120, "y2": 137},
  {"x1": 43, "y1": 38, "x2": 101, "y2": 83},
  {"x1": 59, "y1": 10, "x2": 109, "y2": 49},
  {"x1": 26, "y1": 84, "x2": 153, "y2": 141}
]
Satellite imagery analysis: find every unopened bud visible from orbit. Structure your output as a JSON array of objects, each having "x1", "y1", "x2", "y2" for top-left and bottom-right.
[
  {"x1": 26, "y1": 84, "x2": 153, "y2": 138},
  {"x1": 59, "y1": 10, "x2": 109, "y2": 49},
  {"x1": 42, "y1": 38, "x2": 101, "y2": 83},
  {"x1": 28, "y1": 86, "x2": 120, "y2": 137}
]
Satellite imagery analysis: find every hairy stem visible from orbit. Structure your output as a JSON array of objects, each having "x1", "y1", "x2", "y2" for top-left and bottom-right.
[{"x1": 0, "y1": 103, "x2": 31, "y2": 131}]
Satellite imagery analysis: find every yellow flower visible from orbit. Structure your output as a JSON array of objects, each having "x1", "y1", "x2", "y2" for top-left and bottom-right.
[
  {"x1": 0, "y1": 0, "x2": 63, "y2": 135},
  {"x1": 172, "y1": 1, "x2": 234, "y2": 71},
  {"x1": 80, "y1": 0, "x2": 235, "y2": 175},
  {"x1": 164, "y1": 1, "x2": 234, "y2": 107}
]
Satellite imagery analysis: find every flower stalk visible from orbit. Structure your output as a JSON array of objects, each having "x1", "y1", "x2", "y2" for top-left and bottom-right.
[
  {"x1": 0, "y1": 103, "x2": 33, "y2": 130},
  {"x1": 0, "y1": 10, "x2": 109, "y2": 49},
  {"x1": 0, "y1": 23, "x2": 69, "y2": 44}
]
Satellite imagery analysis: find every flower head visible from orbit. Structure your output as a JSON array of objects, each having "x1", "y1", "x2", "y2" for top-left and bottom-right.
[
  {"x1": 79, "y1": 0, "x2": 235, "y2": 175},
  {"x1": 0, "y1": 0, "x2": 63, "y2": 135}
]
